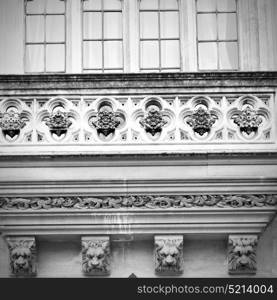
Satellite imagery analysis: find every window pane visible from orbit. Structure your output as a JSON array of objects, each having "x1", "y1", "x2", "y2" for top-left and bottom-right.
[
  {"x1": 197, "y1": 14, "x2": 217, "y2": 40},
  {"x1": 103, "y1": 0, "x2": 121, "y2": 10},
  {"x1": 160, "y1": 0, "x2": 178, "y2": 10},
  {"x1": 161, "y1": 40, "x2": 180, "y2": 68},
  {"x1": 140, "y1": 0, "x2": 158, "y2": 10},
  {"x1": 160, "y1": 12, "x2": 179, "y2": 39},
  {"x1": 46, "y1": 16, "x2": 65, "y2": 42},
  {"x1": 46, "y1": 0, "x2": 65, "y2": 13},
  {"x1": 219, "y1": 42, "x2": 238, "y2": 69},
  {"x1": 217, "y1": 0, "x2": 236, "y2": 12},
  {"x1": 26, "y1": 16, "x2": 44, "y2": 43},
  {"x1": 26, "y1": 0, "x2": 45, "y2": 14},
  {"x1": 83, "y1": 0, "x2": 102, "y2": 10},
  {"x1": 25, "y1": 45, "x2": 44, "y2": 72},
  {"x1": 197, "y1": 0, "x2": 216, "y2": 12},
  {"x1": 140, "y1": 41, "x2": 159, "y2": 69},
  {"x1": 140, "y1": 12, "x2": 159, "y2": 39},
  {"x1": 104, "y1": 41, "x2": 122, "y2": 68},
  {"x1": 83, "y1": 12, "x2": 102, "y2": 39},
  {"x1": 46, "y1": 44, "x2": 65, "y2": 72},
  {"x1": 104, "y1": 12, "x2": 122, "y2": 39},
  {"x1": 198, "y1": 42, "x2": 217, "y2": 69},
  {"x1": 218, "y1": 13, "x2": 237, "y2": 40},
  {"x1": 83, "y1": 41, "x2": 102, "y2": 69}
]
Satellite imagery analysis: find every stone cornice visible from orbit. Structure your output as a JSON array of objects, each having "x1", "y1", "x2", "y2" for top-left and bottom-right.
[{"x1": 0, "y1": 72, "x2": 277, "y2": 91}]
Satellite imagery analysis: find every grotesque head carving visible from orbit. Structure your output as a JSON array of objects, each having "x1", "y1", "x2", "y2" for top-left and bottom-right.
[
  {"x1": 154, "y1": 236, "x2": 183, "y2": 275},
  {"x1": 82, "y1": 237, "x2": 110, "y2": 275},
  {"x1": 228, "y1": 236, "x2": 258, "y2": 274},
  {"x1": 6, "y1": 238, "x2": 36, "y2": 276}
]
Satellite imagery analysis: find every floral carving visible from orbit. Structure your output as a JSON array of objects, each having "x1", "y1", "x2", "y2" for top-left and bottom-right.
[
  {"x1": 140, "y1": 108, "x2": 167, "y2": 136},
  {"x1": 228, "y1": 235, "x2": 258, "y2": 274},
  {"x1": 232, "y1": 106, "x2": 262, "y2": 135},
  {"x1": 187, "y1": 107, "x2": 217, "y2": 136},
  {"x1": 155, "y1": 236, "x2": 183, "y2": 275},
  {"x1": 0, "y1": 194, "x2": 276, "y2": 210},
  {"x1": 0, "y1": 111, "x2": 26, "y2": 138},
  {"x1": 90, "y1": 109, "x2": 121, "y2": 137},
  {"x1": 82, "y1": 236, "x2": 110, "y2": 275},
  {"x1": 6, "y1": 237, "x2": 36, "y2": 276},
  {"x1": 45, "y1": 110, "x2": 72, "y2": 136}
]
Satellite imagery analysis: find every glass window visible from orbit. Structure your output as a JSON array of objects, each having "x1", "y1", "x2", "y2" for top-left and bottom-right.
[
  {"x1": 197, "y1": 0, "x2": 239, "y2": 70},
  {"x1": 25, "y1": 0, "x2": 66, "y2": 73},
  {"x1": 82, "y1": 0, "x2": 123, "y2": 73},
  {"x1": 139, "y1": 0, "x2": 180, "y2": 72}
]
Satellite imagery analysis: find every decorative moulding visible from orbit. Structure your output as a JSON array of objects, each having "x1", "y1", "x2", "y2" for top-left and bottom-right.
[
  {"x1": 0, "y1": 194, "x2": 276, "y2": 210},
  {"x1": 0, "y1": 195, "x2": 276, "y2": 236},
  {"x1": 154, "y1": 235, "x2": 184, "y2": 275},
  {"x1": 5, "y1": 236, "x2": 36, "y2": 277},
  {"x1": 228, "y1": 235, "x2": 258, "y2": 275},
  {"x1": 82, "y1": 236, "x2": 111, "y2": 276}
]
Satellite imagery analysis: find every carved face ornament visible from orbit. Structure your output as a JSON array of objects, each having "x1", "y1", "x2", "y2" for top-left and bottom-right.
[
  {"x1": 155, "y1": 240, "x2": 182, "y2": 272},
  {"x1": 82, "y1": 241, "x2": 110, "y2": 274},
  {"x1": 10, "y1": 246, "x2": 33, "y2": 274}
]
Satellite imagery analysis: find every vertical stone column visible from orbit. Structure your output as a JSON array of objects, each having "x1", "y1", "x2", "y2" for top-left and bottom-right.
[
  {"x1": 228, "y1": 235, "x2": 258, "y2": 274},
  {"x1": 81, "y1": 236, "x2": 111, "y2": 276},
  {"x1": 6, "y1": 236, "x2": 37, "y2": 276},
  {"x1": 154, "y1": 235, "x2": 184, "y2": 275}
]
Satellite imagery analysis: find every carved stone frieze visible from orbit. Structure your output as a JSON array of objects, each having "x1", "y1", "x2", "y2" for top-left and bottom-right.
[
  {"x1": 0, "y1": 194, "x2": 276, "y2": 210},
  {"x1": 0, "y1": 111, "x2": 27, "y2": 138},
  {"x1": 186, "y1": 107, "x2": 217, "y2": 136},
  {"x1": 228, "y1": 235, "x2": 258, "y2": 274},
  {"x1": 232, "y1": 106, "x2": 263, "y2": 135},
  {"x1": 154, "y1": 235, "x2": 183, "y2": 275},
  {"x1": 6, "y1": 237, "x2": 36, "y2": 276},
  {"x1": 140, "y1": 108, "x2": 167, "y2": 136},
  {"x1": 82, "y1": 236, "x2": 111, "y2": 276},
  {"x1": 45, "y1": 110, "x2": 72, "y2": 136}
]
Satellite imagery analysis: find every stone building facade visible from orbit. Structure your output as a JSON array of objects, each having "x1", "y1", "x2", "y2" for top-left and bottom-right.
[{"x1": 0, "y1": 0, "x2": 277, "y2": 277}]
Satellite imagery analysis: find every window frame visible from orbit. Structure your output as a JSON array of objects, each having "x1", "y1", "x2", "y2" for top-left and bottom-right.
[{"x1": 24, "y1": 0, "x2": 67, "y2": 73}]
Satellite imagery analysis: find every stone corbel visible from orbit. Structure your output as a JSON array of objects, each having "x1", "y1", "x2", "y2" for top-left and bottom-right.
[
  {"x1": 5, "y1": 236, "x2": 37, "y2": 277},
  {"x1": 154, "y1": 235, "x2": 184, "y2": 275},
  {"x1": 228, "y1": 235, "x2": 258, "y2": 275},
  {"x1": 81, "y1": 236, "x2": 111, "y2": 276}
]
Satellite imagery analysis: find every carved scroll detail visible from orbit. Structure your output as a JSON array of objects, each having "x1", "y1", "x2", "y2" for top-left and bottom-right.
[
  {"x1": 82, "y1": 236, "x2": 111, "y2": 276},
  {"x1": 6, "y1": 237, "x2": 36, "y2": 276},
  {"x1": 154, "y1": 235, "x2": 183, "y2": 275},
  {"x1": 228, "y1": 235, "x2": 258, "y2": 274},
  {"x1": 0, "y1": 194, "x2": 276, "y2": 210}
]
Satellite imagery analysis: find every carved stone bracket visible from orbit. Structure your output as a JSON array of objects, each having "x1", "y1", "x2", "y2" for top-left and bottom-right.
[
  {"x1": 5, "y1": 236, "x2": 36, "y2": 276},
  {"x1": 228, "y1": 235, "x2": 258, "y2": 275},
  {"x1": 1, "y1": 194, "x2": 276, "y2": 210},
  {"x1": 81, "y1": 236, "x2": 111, "y2": 276},
  {"x1": 154, "y1": 235, "x2": 184, "y2": 275}
]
